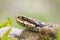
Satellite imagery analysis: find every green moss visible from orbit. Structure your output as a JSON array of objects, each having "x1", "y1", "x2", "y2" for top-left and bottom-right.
[
  {"x1": 57, "y1": 26, "x2": 60, "y2": 40},
  {"x1": 1, "y1": 27, "x2": 11, "y2": 40},
  {"x1": 0, "y1": 18, "x2": 12, "y2": 40},
  {"x1": 0, "y1": 18, "x2": 12, "y2": 28}
]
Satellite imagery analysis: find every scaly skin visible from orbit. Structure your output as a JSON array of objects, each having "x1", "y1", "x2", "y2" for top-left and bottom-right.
[
  {"x1": 19, "y1": 24, "x2": 59, "y2": 40},
  {"x1": 19, "y1": 29, "x2": 41, "y2": 40}
]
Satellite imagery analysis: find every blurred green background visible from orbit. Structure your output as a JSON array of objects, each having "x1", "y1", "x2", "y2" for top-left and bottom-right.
[{"x1": 0, "y1": 0, "x2": 60, "y2": 26}]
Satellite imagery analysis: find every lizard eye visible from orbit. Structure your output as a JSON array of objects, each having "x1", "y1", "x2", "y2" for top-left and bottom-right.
[
  {"x1": 17, "y1": 16, "x2": 23, "y2": 19},
  {"x1": 18, "y1": 16, "x2": 20, "y2": 18}
]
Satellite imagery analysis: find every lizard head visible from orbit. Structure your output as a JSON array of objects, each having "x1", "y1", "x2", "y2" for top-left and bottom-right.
[{"x1": 16, "y1": 15, "x2": 45, "y2": 32}]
